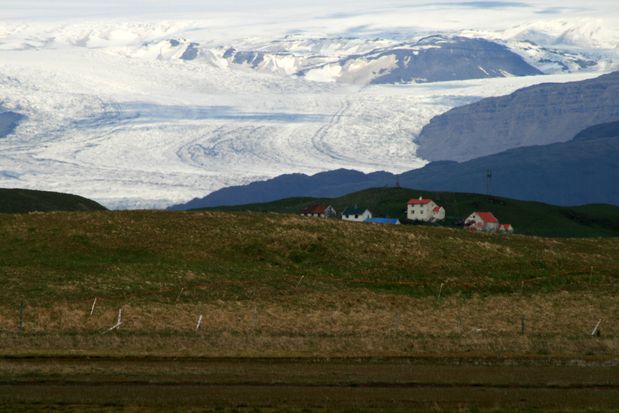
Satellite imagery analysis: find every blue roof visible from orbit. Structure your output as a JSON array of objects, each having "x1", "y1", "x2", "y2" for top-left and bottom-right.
[{"x1": 365, "y1": 217, "x2": 400, "y2": 225}]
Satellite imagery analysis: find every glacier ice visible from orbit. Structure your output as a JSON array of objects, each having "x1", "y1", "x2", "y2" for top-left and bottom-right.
[{"x1": 0, "y1": 18, "x2": 616, "y2": 209}]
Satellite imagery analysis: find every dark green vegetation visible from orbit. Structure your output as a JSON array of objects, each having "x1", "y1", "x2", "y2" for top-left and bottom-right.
[
  {"x1": 203, "y1": 187, "x2": 619, "y2": 237},
  {"x1": 0, "y1": 188, "x2": 107, "y2": 213}
]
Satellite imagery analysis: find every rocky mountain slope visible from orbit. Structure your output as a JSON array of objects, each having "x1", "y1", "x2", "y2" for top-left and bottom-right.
[{"x1": 416, "y1": 71, "x2": 619, "y2": 161}]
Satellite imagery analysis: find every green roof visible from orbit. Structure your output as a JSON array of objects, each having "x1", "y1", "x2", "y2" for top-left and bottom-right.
[{"x1": 342, "y1": 206, "x2": 370, "y2": 216}]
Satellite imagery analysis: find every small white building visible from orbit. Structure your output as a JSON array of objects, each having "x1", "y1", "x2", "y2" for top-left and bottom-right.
[
  {"x1": 407, "y1": 197, "x2": 446, "y2": 222},
  {"x1": 342, "y1": 206, "x2": 372, "y2": 222},
  {"x1": 301, "y1": 204, "x2": 337, "y2": 218},
  {"x1": 464, "y1": 212, "x2": 500, "y2": 232},
  {"x1": 499, "y1": 223, "x2": 514, "y2": 234}
]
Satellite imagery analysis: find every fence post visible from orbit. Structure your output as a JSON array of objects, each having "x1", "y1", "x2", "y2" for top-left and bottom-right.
[
  {"x1": 18, "y1": 302, "x2": 25, "y2": 333},
  {"x1": 102, "y1": 308, "x2": 123, "y2": 334},
  {"x1": 175, "y1": 288, "x2": 184, "y2": 302},
  {"x1": 252, "y1": 307, "x2": 258, "y2": 332},
  {"x1": 90, "y1": 298, "x2": 97, "y2": 316},
  {"x1": 591, "y1": 319, "x2": 602, "y2": 337},
  {"x1": 437, "y1": 283, "x2": 444, "y2": 302},
  {"x1": 393, "y1": 311, "x2": 400, "y2": 333}
]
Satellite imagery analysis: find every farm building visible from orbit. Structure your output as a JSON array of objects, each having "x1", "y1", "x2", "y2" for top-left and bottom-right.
[
  {"x1": 499, "y1": 223, "x2": 515, "y2": 234},
  {"x1": 342, "y1": 206, "x2": 372, "y2": 222},
  {"x1": 300, "y1": 204, "x2": 337, "y2": 218},
  {"x1": 464, "y1": 212, "x2": 500, "y2": 232},
  {"x1": 407, "y1": 197, "x2": 445, "y2": 222},
  {"x1": 366, "y1": 217, "x2": 401, "y2": 225}
]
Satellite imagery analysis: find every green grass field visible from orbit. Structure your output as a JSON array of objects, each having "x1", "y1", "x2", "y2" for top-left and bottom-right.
[
  {"x1": 1, "y1": 210, "x2": 618, "y2": 307},
  {"x1": 203, "y1": 187, "x2": 619, "y2": 237}
]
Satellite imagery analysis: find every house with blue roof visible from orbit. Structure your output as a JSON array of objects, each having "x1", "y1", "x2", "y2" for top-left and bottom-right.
[{"x1": 365, "y1": 217, "x2": 401, "y2": 225}]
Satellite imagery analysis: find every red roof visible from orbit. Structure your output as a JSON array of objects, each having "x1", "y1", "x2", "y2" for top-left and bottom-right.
[
  {"x1": 476, "y1": 212, "x2": 498, "y2": 223},
  {"x1": 500, "y1": 224, "x2": 512, "y2": 229},
  {"x1": 432, "y1": 206, "x2": 442, "y2": 212},
  {"x1": 302, "y1": 204, "x2": 331, "y2": 214},
  {"x1": 408, "y1": 198, "x2": 433, "y2": 206}
]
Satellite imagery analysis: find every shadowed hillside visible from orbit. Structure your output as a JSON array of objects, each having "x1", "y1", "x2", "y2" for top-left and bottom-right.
[{"x1": 0, "y1": 188, "x2": 107, "y2": 213}]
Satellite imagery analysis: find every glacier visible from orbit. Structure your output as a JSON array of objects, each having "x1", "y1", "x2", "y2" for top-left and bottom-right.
[{"x1": 0, "y1": 11, "x2": 618, "y2": 209}]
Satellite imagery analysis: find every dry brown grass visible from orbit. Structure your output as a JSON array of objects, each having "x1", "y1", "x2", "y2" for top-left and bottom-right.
[{"x1": 0, "y1": 290, "x2": 616, "y2": 358}]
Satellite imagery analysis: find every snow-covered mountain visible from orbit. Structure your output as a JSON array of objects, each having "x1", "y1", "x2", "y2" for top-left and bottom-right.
[
  {"x1": 464, "y1": 18, "x2": 619, "y2": 74},
  {"x1": 109, "y1": 28, "x2": 616, "y2": 85},
  {"x1": 120, "y1": 35, "x2": 543, "y2": 84},
  {"x1": 299, "y1": 36, "x2": 542, "y2": 84},
  {"x1": 0, "y1": 16, "x2": 618, "y2": 209}
]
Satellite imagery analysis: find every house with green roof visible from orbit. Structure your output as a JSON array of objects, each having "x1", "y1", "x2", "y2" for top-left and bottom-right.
[{"x1": 341, "y1": 206, "x2": 372, "y2": 222}]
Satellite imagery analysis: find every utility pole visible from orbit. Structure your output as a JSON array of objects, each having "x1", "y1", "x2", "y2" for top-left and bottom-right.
[{"x1": 486, "y1": 169, "x2": 493, "y2": 196}]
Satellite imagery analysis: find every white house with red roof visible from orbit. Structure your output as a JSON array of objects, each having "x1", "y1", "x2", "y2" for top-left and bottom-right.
[
  {"x1": 464, "y1": 212, "x2": 500, "y2": 232},
  {"x1": 407, "y1": 197, "x2": 445, "y2": 222},
  {"x1": 301, "y1": 204, "x2": 337, "y2": 218}
]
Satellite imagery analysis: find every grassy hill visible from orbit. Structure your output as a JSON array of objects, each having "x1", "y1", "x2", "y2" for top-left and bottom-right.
[
  {"x1": 0, "y1": 188, "x2": 107, "y2": 213},
  {"x1": 1, "y1": 210, "x2": 617, "y2": 305},
  {"x1": 202, "y1": 187, "x2": 619, "y2": 237},
  {"x1": 0, "y1": 210, "x2": 617, "y2": 359}
]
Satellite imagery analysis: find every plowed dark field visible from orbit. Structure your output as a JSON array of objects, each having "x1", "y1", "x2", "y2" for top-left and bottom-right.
[{"x1": 1, "y1": 356, "x2": 617, "y2": 412}]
